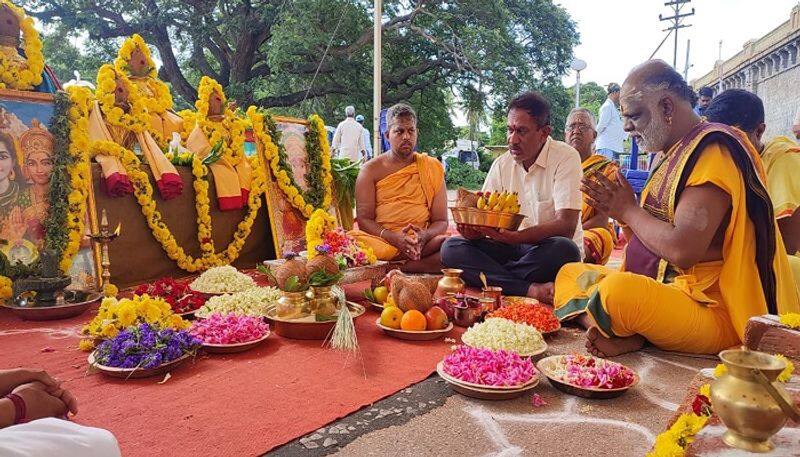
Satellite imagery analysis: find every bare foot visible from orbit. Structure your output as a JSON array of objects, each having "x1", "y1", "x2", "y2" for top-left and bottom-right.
[
  {"x1": 585, "y1": 327, "x2": 645, "y2": 358},
  {"x1": 527, "y1": 282, "x2": 554, "y2": 304}
]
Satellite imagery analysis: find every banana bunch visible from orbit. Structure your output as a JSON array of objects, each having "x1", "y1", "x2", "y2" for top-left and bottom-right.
[{"x1": 476, "y1": 190, "x2": 520, "y2": 214}]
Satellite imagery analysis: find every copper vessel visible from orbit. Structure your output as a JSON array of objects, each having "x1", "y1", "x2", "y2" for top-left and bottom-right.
[
  {"x1": 711, "y1": 347, "x2": 800, "y2": 453},
  {"x1": 435, "y1": 269, "x2": 465, "y2": 298},
  {"x1": 275, "y1": 290, "x2": 311, "y2": 319}
]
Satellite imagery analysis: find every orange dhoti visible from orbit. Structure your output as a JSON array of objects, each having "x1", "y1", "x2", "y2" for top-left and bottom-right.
[{"x1": 349, "y1": 153, "x2": 444, "y2": 260}]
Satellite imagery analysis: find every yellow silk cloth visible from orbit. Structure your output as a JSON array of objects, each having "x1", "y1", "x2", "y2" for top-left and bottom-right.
[
  {"x1": 581, "y1": 155, "x2": 619, "y2": 265},
  {"x1": 555, "y1": 141, "x2": 800, "y2": 353},
  {"x1": 186, "y1": 124, "x2": 249, "y2": 210},
  {"x1": 349, "y1": 153, "x2": 444, "y2": 260},
  {"x1": 88, "y1": 101, "x2": 182, "y2": 199},
  {"x1": 761, "y1": 136, "x2": 800, "y2": 219}
]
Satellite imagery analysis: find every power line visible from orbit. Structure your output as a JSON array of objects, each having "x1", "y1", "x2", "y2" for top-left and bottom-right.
[{"x1": 659, "y1": 0, "x2": 694, "y2": 68}]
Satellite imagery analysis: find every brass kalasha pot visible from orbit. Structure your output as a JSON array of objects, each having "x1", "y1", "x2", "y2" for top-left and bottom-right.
[
  {"x1": 309, "y1": 285, "x2": 341, "y2": 317},
  {"x1": 276, "y1": 290, "x2": 312, "y2": 319},
  {"x1": 711, "y1": 347, "x2": 800, "y2": 453},
  {"x1": 435, "y1": 269, "x2": 465, "y2": 299}
]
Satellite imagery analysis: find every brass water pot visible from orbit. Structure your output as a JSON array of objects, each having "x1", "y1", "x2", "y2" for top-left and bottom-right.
[
  {"x1": 711, "y1": 347, "x2": 800, "y2": 453},
  {"x1": 276, "y1": 290, "x2": 312, "y2": 319},
  {"x1": 435, "y1": 269, "x2": 465, "y2": 298},
  {"x1": 309, "y1": 285, "x2": 340, "y2": 316}
]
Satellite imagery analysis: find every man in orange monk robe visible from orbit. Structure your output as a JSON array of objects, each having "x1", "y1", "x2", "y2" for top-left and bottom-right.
[{"x1": 349, "y1": 103, "x2": 448, "y2": 273}]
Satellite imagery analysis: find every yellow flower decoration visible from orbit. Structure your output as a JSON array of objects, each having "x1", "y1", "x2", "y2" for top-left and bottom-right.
[
  {"x1": 306, "y1": 209, "x2": 337, "y2": 258},
  {"x1": 103, "y1": 283, "x2": 118, "y2": 298},
  {"x1": 80, "y1": 295, "x2": 190, "y2": 350},
  {"x1": 775, "y1": 354, "x2": 795, "y2": 382},
  {"x1": 247, "y1": 107, "x2": 333, "y2": 218},
  {"x1": 647, "y1": 412, "x2": 709, "y2": 456},
  {"x1": 60, "y1": 86, "x2": 94, "y2": 272},
  {"x1": 0, "y1": 275, "x2": 11, "y2": 299},
  {"x1": 181, "y1": 76, "x2": 246, "y2": 165},
  {"x1": 713, "y1": 363, "x2": 727, "y2": 378},
  {"x1": 114, "y1": 34, "x2": 157, "y2": 79},
  {"x1": 698, "y1": 383, "x2": 710, "y2": 399},
  {"x1": 779, "y1": 312, "x2": 800, "y2": 329},
  {"x1": 95, "y1": 64, "x2": 153, "y2": 137},
  {"x1": 0, "y1": 0, "x2": 44, "y2": 91}
]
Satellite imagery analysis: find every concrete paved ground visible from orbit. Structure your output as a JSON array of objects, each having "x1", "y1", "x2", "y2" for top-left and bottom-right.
[{"x1": 270, "y1": 326, "x2": 717, "y2": 456}]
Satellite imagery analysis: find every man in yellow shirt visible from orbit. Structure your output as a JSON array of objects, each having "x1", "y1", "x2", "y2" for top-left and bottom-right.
[
  {"x1": 554, "y1": 60, "x2": 799, "y2": 357},
  {"x1": 705, "y1": 89, "x2": 800, "y2": 291}
]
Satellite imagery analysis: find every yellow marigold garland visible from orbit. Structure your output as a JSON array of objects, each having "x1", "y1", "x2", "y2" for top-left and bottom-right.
[
  {"x1": 247, "y1": 107, "x2": 333, "y2": 218},
  {"x1": 114, "y1": 34, "x2": 157, "y2": 79},
  {"x1": 647, "y1": 411, "x2": 709, "y2": 457},
  {"x1": 0, "y1": 275, "x2": 11, "y2": 299},
  {"x1": 95, "y1": 64, "x2": 153, "y2": 137},
  {"x1": 60, "y1": 86, "x2": 93, "y2": 272},
  {"x1": 0, "y1": 0, "x2": 44, "y2": 90},
  {"x1": 306, "y1": 209, "x2": 337, "y2": 258},
  {"x1": 114, "y1": 35, "x2": 174, "y2": 135},
  {"x1": 65, "y1": 84, "x2": 265, "y2": 272},
  {"x1": 780, "y1": 312, "x2": 800, "y2": 329},
  {"x1": 181, "y1": 76, "x2": 246, "y2": 165}
]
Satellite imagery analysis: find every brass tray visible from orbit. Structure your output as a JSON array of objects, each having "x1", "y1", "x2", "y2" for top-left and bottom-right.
[
  {"x1": 265, "y1": 302, "x2": 365, "y2": 340},
  {"x1": 536, "y1": 355, "x2": 639, "y2": 399},
  {"x1": 376, "y1": 319, "x2": 453, "y2": 341},
  {"x1": 449, "y1": 207, "x2": 525, "y2": 231},
  {"x1": 88, "y1": 351, "x2": 192, "y2": 379},
  {"x1": 2, "y1": 292, "x2": 101, "y2": 321}
]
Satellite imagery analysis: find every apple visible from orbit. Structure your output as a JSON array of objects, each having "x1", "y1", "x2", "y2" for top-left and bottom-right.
[{"x1": 425, "y1": 305, "x2": 449, "y2": 330}]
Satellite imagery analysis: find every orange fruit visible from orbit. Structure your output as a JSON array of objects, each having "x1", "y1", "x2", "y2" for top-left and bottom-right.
[
  {"x1": 380, "y1": 306, "x2": 403, "y2": 329},
  {"x1": 400, "y1": 309, "x2": 427, "y2": 331}
]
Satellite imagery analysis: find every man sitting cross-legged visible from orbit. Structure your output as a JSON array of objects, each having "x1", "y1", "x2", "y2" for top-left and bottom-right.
[
  {"x1": 554, "y1": 60, "x2": 800, "y2": 357},
  {"x1": 565, "y1": 107, "x2": 620, "y2": 265},
  {"x1": 441, "y1": 91, "x2": 583, "y2": 303},
  {"x1": 706, "y1": 89, "x2": 800, "y2": 294},
  {"x1": 349, "y1": 103, "x2": 448, "y2": 273}
]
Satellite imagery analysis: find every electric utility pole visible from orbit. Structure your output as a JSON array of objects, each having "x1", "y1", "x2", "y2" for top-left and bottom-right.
[{"x1": 659, "y1": 0, "x2": 694, "y2": 68}]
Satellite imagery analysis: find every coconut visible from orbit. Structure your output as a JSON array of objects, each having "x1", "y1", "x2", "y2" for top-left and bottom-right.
[
  {"x1": 398, "y1": 281, "x2": 432, "y2": 313},
  {"x1": 306, "y1": 253, "x2": 340, "y2": 276},
  {"x1": 275, "y1": 253, "x2": 307, "y2": 290},
  {"x1": 390, "y1": 273, "x2": 409, "y2": 306},
  {"x1": 457, "y1": 187, "x2": 479, "y2": 208}
]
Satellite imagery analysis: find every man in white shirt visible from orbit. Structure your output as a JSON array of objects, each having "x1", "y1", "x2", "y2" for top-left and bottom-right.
[
  {"x1": 0, "y1": 367, "x2": 121, "y2": 457},
  {"x1": 331, "y1": 105, "x2": 366, "y2": 162},
  {"x1": 441, "y1": 92, "x2": 582, "y2": 303},
  {"x1": 596, "y1": 83, "x2": 625, "y2": 161},
  {"x1": 355, "y1": 114, "x2": 373, "y2": 160}
]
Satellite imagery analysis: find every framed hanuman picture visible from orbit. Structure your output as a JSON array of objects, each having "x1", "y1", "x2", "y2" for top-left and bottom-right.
[{"x1": 0, "y1": 89, "x2": 100, "y2": 290}]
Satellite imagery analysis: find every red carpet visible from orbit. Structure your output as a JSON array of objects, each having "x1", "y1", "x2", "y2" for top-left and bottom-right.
[{"x1": 0, "y1": 289, "x2": 462, "y2": 456}]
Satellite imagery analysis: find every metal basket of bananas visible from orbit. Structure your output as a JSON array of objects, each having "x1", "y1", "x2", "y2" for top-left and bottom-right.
[{"x1": 449, "y1": 188, "x2": 526, "y2": 231}]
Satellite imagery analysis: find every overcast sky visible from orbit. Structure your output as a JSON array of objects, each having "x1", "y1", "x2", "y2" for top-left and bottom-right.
[{"x1": 558, "y1": 0, "x2": 800, "y2": 88}]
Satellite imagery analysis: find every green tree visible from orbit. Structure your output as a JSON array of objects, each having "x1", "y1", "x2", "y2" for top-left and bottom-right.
[
  {"x1": 566, "y1": 81, "x2": 607, "y2": 119},
  {"x1": 27, "y1": 0, "x2": 578, "y2": 151}
]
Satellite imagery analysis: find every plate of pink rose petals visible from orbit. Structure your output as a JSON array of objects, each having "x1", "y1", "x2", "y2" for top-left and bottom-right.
[
  {"x1": 536, "y1": 354, "x2": 639, "y2": 399},
  {"x1": 190, "y1": 313, "x2": 271, "y2": 354},
  {"x1": 436, "y1": 345, "x2": 540, "y2": 400}
]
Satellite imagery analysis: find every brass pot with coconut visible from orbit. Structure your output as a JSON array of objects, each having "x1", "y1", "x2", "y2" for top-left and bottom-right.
[
  {"x1": 257, "y1": 253, "x2": 311, "y2": 318},
  {"x1": 307, "y1": 246, "x2": 344, "y2": 318}
]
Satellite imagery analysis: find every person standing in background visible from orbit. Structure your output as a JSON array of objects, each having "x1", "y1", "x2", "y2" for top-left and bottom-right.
[
  {"x1": 694, "y1": 86, "x2": 714, "y2": 116},
  {"x1": 595, "y1": 83, "x2": 625, "y2": 161},
  {"x1": 355, "y1": 114, "x2": 373, "y2": 160},
  {"x1": 331, "y1": 106, "x2": 366, "y2": 162}
]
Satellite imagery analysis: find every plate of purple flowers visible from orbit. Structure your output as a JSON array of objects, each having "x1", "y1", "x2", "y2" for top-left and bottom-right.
[{"x1": 88, "y1": 322, "x2": 201, "y2": 379}]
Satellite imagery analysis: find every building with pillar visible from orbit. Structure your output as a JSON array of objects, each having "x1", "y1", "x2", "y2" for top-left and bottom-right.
[{"x1": 692, "y1": 4, "x2": 800, "y2": 139}]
